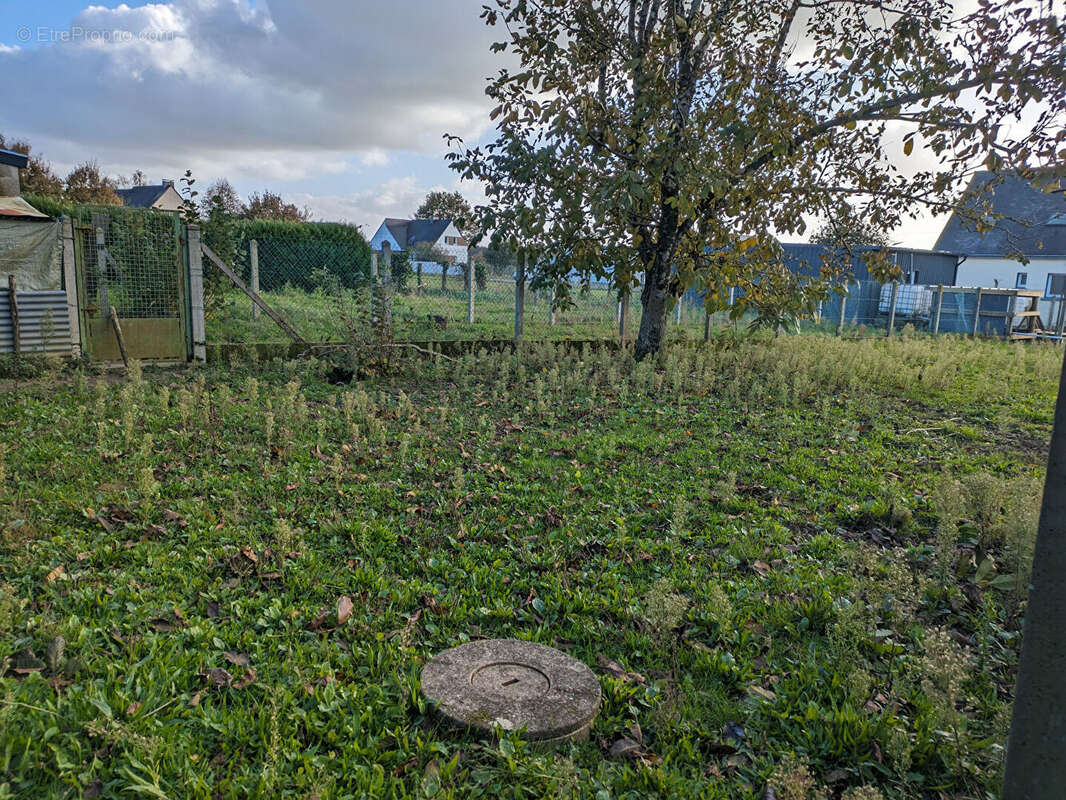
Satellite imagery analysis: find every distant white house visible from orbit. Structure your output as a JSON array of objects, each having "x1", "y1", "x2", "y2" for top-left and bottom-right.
[
  {"x1": 369, "y1": 218, "x2": 467, "y2": 274},
  {"x1": 116, "y1": 180, "x2": 183, "y2": 212},
  {"x1": 935, "y1": 170, "x2": 1066, "y2": 324}
]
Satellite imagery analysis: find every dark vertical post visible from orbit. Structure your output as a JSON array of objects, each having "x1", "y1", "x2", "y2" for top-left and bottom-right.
[
  {"x1": 7, "y1": 275, "x2": 19, "y2": 355},
  {"x1": 1003, "y1": 350, "x2": 1066, "y2": 798},
  {"x1": 514, "y1": 251, "x2": 526, "y2": 342}
]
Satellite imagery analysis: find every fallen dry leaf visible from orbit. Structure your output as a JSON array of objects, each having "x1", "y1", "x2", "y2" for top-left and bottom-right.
[
  {"x1": 223, "y1": 651, "x2": 250, "y2": 667},
  {"x1": 597, "y1": 656, "x2": 646, "y2": 684},
  {"x1": 200, "y1": 668, "x2": 233, "y2": 688},
  {"x1": 337, "y1": 596, "x2": 354, "y2": 625},
  {"x1": 609, "y1": 737, "x2": 643, "y2": 760},
  {"x1": 45, "y1": 564, "x2": 65, "y2": 584}
]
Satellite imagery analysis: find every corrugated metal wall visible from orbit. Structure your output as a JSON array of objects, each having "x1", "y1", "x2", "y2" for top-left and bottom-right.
[{"x1": 0, "y1": 289, "x2": 73, "y2": 355}]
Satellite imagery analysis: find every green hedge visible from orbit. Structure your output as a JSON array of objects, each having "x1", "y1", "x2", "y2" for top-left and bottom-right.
[{"x1": 229, "y1": 220, "x2": 372, "y2": 292}]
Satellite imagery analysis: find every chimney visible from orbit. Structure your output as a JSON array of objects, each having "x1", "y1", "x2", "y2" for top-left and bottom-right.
[
  {"x1": 162, "y1": 179, "x2": 174, "y2": 188},
  {"x1": 0, "y1": 149, "x2": 28, "y2": 197}
]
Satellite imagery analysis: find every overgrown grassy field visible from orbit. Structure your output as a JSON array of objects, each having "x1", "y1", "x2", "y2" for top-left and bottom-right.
[
  {"x1": 206, "y1": 282, "x2": 693, "y2": 344},
  {"x1": 0, "y1": 335, "x2": 1059, "y2": 799}
]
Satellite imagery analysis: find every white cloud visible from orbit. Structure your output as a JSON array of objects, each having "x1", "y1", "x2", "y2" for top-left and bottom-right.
[
  {"x1": 292, "y1": 175, "x2": 483, "y2": 233},
  {"x1": 0, "y1": 0, "x2": 501, "y2": 180}
]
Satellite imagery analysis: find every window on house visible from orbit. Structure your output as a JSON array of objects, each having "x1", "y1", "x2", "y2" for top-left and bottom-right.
[
  {"x1": 906, "y1": 271, "x2": 919, "y2": 285},
  {"x1": 1046, "y1": 273, "x2": 1066, "y2": 298},
  {"x1": 1016, "y1": 272, "x2": 1028, "y2": 288}
]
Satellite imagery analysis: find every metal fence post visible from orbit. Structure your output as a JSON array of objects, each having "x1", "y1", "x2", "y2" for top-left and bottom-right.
[
  {"x1": 466, "y1": 247, "x2": 474, "y2": 325},
  {"x1": 514, "y1": 251, "x2": 526, "y2": 342},
  {"x1": 61, "y1": 217, "x2": 81, "y2": 357},
  {"x1": 249, "y1": 239, "x2": 260, "y2": 319},
  {"x1": 838, "y1": 286, "x2": 847, "y2": 336},
  {"x1": 972, "y1": 288, "x2": 983, "y2": 337},
  {"x1": 186, "y1": 224, "x2": 207, "y2": 362},
  {"x1": 887, "y1": 280, "x2": 899, "y2": 337},
  {"x1": 729, "y1": 287, "x2": 736, "y2": 327},
  {"x1": 619, "y1": 289, "x2": 629, "y2": 344},
  {"x1": 933, "y1": 285, "x2": 944, "y2": 334},
  {"x1": 675, "y1": 296, "x2": 682, "y2": 325},
  {"x1": 93, "y1": 217, "x2": 109, "y2": 318},
  {"x1": 549, "y1": 285, "x2": 556, "y2": 326},
  {"x1": 704, "y1": 308, "x2": 711, "y2": 342}
]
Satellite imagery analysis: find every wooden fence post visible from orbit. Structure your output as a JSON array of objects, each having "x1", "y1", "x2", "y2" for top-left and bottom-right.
[
  {"x1": 514, "y1": 251, "x2": 526, "y2": 342},
  {"x1": 886, "y1": 281, "x2": 899, "y2": 336},
  {"x1": 108, "y1": 305, "x2": 129, "y2": 369},
  {"x1": 61, "y1": 217, "x2": 81, "y2": 357},
  {"x1": 972, "y1": 288, "x2": 984, "y2": 337},
  {"x1": 249, "y1": 239, "x2": 260, "y2": 319},
  {"x1": 201, "y1": 243, "x2": 306, "y2": 345},
  {"x1": 933, "y1": 285, "x2": 944, "y2": 334},
  {"x1": 381, "y1": 242, "x2": 393, "y2": 331},
  {"x1": 7, "y1": 275, "x2": 19, "y2": 355},
  {"x1": 187, "y1": 225, "x2": 207, "y2": 362}
]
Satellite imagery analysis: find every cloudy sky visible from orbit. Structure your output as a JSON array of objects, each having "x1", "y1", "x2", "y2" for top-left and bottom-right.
[{"x1": 0, "y1": 0, "x2": 954, "y2": 245}]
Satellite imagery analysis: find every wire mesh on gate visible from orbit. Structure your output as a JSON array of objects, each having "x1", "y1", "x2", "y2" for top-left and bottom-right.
[{"x1": 72, "y1": 205, "x2": 183, "y2": 320}]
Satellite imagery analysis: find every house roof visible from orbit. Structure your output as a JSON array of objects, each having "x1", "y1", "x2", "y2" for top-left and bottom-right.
[
  {"x1": 0, "y1": 196, "x2": 51, "y2": 220},
  {"x1": 934, "y1": 170, "x2": 1066, "y2": 256},
  {"x1": 383, "y1": 218, "x2": 452, "y2": 248},
  {"x1": 0, "y1": 149, "x2": 29, "y2": 169},
  {"x1": 116, "y1": 184, "x2": 174, "y2": 208}
]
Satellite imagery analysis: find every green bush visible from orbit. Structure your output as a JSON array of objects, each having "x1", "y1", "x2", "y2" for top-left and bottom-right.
[{"x1": 23, "y1": 194, "x2": 71, "y2": 218}]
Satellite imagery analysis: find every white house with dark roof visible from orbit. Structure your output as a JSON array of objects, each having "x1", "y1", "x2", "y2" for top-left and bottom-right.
[
  {"x1": 116, "y1": 180, "x2": 183, "y2": 212},
  {"x1": 936, "y1": 170, "x2": 1066, "y2": 323},
  {"x1": 369, "y1": 217, "x2": 467, "y2": 274}
]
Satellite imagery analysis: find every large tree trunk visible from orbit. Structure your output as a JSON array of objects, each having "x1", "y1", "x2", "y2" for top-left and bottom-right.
[{"x1": 634, "y1": 254, "x2": 672, "y2": 359}]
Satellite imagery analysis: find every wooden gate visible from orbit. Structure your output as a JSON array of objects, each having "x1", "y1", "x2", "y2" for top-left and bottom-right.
[{"x1": 74, "y1": 209, "x2": 190, "y2": 361}]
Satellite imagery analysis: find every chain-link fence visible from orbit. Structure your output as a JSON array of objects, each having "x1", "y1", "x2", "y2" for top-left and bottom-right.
[{"x1": 50, "y1": 210, "x2": 1061, "y2": 353}]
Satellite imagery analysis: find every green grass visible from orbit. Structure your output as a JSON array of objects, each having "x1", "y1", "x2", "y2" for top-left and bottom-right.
[
  {"x1": 0, "y1": 334, "x2": 1060, "y2": 799},
  {"x1": 205, "y1": 281, "x2": 710, "y2": 344}
]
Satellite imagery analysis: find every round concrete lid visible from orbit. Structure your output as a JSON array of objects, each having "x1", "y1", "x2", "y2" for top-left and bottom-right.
[{"x1": 421, "y1": 639, "x2": 601, "y2": 742}]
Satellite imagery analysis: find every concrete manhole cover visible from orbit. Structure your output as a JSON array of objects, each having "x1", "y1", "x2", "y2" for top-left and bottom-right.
[{"x1": 421, "y1": 639, "x2": 601, "y2": 745}]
